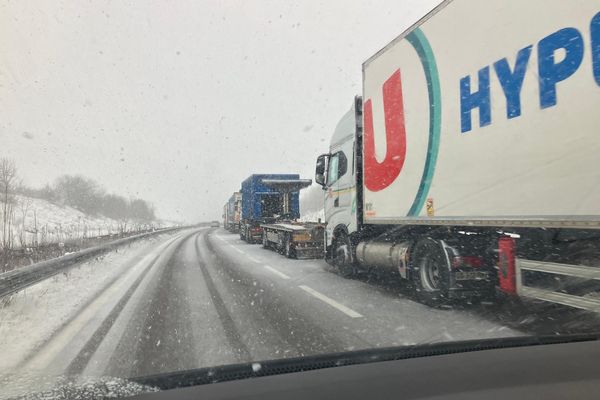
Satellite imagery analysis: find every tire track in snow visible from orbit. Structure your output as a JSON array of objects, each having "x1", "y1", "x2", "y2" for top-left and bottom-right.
[
  {"x1": 65, "y1": 253, "x2": 162, "y2": 375},
  {"x1": 126, "y1": 233, "x2": 200, "y2": 377},
  {"x1": 194, "y1": 233, "x2": 252, "y2": 362},
  {"x1": 21, "y1": 232, "x2": 190, "y2": 375}
]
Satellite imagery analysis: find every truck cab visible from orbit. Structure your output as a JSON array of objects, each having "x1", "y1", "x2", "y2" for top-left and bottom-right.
[{"x1": 316, "y1": 98, "x2": 361, "y2": 267}]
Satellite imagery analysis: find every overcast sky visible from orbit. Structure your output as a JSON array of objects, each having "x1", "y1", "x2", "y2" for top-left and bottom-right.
[{"x1": 1, "y1": 0, "x2": 440, "y2": 222}]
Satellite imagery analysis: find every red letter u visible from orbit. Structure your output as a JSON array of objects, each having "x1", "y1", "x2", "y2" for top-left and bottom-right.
[{"x1": 363, "y1": 69, "x2": 407, "y2": 192}]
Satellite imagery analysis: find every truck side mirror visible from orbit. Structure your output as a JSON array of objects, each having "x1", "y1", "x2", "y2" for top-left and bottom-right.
[{"x1": 315, "y1": 154, "x2": 329, "y2": 187}]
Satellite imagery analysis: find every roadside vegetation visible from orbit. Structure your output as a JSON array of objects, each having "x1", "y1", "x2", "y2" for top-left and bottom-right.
[{"x1": 0, "y1": 157, "x2": 158, "y2": 271}]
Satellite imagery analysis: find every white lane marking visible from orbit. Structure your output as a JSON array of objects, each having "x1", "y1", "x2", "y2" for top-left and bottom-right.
[
  {"x1": 231, "y1": 246, "x2": 245, "y2": 254},
  {"x1": 246, "y1": 255, "x2": 260, "y2": 263},
  {"x1": 263, "y1": 265, "x2": 290, "y2": 280},
  {"x1": 214, "y1": 235, "x2": 260, "y2": 261},
  {"x1": 298, "y1": 285, "x2": 363, "y2": 318}
]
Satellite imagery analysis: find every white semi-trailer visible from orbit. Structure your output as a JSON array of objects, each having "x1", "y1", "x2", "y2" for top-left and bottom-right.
[{"x1": 315, "y1": 0, "x2": 600, "y2": 306}]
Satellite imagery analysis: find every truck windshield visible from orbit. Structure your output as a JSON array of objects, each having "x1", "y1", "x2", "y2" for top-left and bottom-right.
[{"x1": 2, "y1": 0, "x2": 600, "y2": 399}]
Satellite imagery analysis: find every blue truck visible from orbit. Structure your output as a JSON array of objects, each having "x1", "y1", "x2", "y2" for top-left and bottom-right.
[
  {"x1": 238, "y1": 174, "x2": 325, "y2": 259},
  {"x1": 239, "y1": 174, "x2": 301, "y2": 243}
]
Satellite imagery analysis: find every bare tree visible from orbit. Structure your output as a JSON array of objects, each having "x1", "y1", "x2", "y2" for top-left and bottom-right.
[
  {"x1": 32, "y1": 209, "x2": 38, "y2": 247},
  {"x1": 129, "y1": 198, "x2": 156, "y2": 222},
  {"x1": 18, "y1": 195, "x2": 32, "y2": 248},
  {"x1": 0, "y1": 158, "x2": 17, "y2": 250}
]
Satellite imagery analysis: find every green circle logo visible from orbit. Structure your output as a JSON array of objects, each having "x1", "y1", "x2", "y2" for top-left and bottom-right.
[{"x1": 405, "y1": 28, "x2": 442, "y2": 217}]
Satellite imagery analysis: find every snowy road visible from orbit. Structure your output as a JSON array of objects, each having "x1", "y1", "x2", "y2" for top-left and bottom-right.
[{"x1": 3, "y1": 226, "x2": 600, "y2": 390}]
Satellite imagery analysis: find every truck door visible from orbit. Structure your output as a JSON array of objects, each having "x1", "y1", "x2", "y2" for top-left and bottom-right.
[
  {"x1": 325, "y1": 151, "x2": 348, "y2": 219},
  {"x1": 336, "y1": 149, "x2": 352, "y2": 209}
]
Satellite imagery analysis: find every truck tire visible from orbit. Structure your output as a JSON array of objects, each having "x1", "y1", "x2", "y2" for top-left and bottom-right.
[
  {"x1": 411, "y1": 238, "x2": 451, "y2": 306},
  {"x1": 332, "y1": 232, "x2": 357, "y2": 277}
]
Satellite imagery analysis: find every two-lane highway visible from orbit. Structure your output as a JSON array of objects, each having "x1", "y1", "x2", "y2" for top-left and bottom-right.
[{"x1": 4, "y1": 225, "x2": 572, "y2": 391}]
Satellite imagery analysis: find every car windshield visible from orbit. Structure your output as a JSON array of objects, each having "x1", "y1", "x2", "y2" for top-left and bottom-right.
[{"x1": 2, "y1": 0, "x2": 600, "y2": 398}]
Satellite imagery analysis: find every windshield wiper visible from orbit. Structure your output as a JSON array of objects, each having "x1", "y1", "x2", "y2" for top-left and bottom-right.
[{"x1": 131, "y1": 332, "x2": 600, "y2": 391}]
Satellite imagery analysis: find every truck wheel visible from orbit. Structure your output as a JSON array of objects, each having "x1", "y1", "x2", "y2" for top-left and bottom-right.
[
  {"x1": 284, "y1": 235, "x2": 295, "y2": 259},
  {"x1": 333, "y1": 232, "x2": 356, "y2": 277},
  {"x1": 411, "y1": 238, "x2": 450, "y2": 306}
]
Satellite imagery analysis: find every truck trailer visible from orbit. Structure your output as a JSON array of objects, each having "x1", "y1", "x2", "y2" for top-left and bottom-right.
[
  {"x1": 259, "y1": 178, "x2": 325, "y2": 259},
  {"x1": 224, "y1": 192, "x2": 241, "y2": 233},
  {"x1": 239, "y1": 174, "x2": 302, "y2": 243},
  {"x1": 315, "y1": 0, "x2": 600, "y2": 307},
  {"x1": 237, "y1": 174, "x2": 325, "y2": 258},
  {"x1": 222, "y1": 202, "x2": 228, "y2": 230}
]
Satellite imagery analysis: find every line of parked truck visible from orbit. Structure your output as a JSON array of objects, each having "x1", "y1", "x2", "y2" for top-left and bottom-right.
[{"x1": 221, "y1": 0, "x2": 600, "y2": 310}]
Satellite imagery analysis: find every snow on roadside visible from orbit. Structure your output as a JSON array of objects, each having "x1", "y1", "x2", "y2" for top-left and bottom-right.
[
  {"x1": 8, "y1": 195, "x2": 168, "y2": 249},
  {"x1": 10, "y1": 195, "x2": 120, "y2": 246},
  {"x1": 0, "y1": 234, "x2": 173, "y2": 371}
]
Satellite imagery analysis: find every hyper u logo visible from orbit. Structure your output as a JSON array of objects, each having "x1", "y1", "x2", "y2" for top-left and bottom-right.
[
  {"x1": 461, "y1": 11, "x2": 600, "y2": 133},
  {"x1": 363, "y1": 28, "x2": 441, "y2": 217},
  {"x1": 362, "y1": 12, "x2": 600, "y2": 216}
]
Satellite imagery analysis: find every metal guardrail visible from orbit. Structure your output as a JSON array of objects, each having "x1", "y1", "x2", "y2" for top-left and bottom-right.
[
  {"x1": 516, "y1": 258, "x2": 600, "y2": 312},
  {"x1": 0, "y1": 227, "x2": 183, "y2": 299}
]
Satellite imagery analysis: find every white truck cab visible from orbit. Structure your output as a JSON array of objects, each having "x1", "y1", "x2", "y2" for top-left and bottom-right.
[{"x1": 315, "y1": 99, "x2": 362, "y2": 267}]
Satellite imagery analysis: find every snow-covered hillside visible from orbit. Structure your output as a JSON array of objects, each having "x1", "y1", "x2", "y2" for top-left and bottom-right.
[{"x1": 4, "y1": 195, "x2": 158, "y2": 249}]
